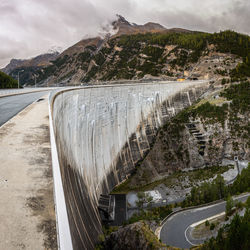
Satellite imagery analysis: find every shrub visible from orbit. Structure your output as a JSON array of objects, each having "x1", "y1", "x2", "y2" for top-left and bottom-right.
[
  {"x1": 226, "y1": 196, "x2": 234, "y2": 216},
  {"x1": 0, "y1": 71, "x2": 18, "y2": 88},
  {"x1": 221, "y1": 78, "x2": 227, "y2": 85},
  {"x1": 210, "y1": 223, "x2": 215, "y2": 230}
]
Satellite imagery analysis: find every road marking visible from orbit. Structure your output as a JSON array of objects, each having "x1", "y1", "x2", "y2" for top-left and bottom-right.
[
  {"x1": 233, "y1": 193, "x2": 250, "y2": 200},
  {"x1": 160, "y1": 193, "x2": 250, "y2": 247},
  {"x1": 183, "y1": 193, "x2": 250, "y2": 247},
  {"x1": 191, "y1": 212, "x2": 225, "y2": 228},
  {"x1": 184, "y1": 212, "x2": 226, "y2": 246},
  {"x1": 184, "y1": 226, "x2": 197, "y2": 246}
]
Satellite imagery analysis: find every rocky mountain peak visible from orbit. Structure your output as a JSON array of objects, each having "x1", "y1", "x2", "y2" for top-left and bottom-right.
[
  {"x1": 112, "y1": 14, "x2": 133, "y2": 31},
  {"x1": 47, "y1": 46, "x2": 63, "y2": 54},
  {"x1": 1, "y1": 52, "x2": 59, "y2": 74},
  {"x1": 111, "y1": 15, "x2": 167, "y2": 36},
  {"x1": 115, "y1": 14, "x2": 132, "y2": 26},
  {"x1": 144, "y1": 22, "x2": 166, "y2": 30}
]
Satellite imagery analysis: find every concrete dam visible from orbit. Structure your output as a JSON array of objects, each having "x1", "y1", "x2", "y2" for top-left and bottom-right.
[{"x1": 50, "y1": 80, "x2": 210, "y2": 249}]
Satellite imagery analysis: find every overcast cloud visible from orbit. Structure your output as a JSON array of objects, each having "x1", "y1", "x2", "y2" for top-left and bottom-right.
[{"x1": 0, "y1": 0, "x2": 249, "y2": 67}]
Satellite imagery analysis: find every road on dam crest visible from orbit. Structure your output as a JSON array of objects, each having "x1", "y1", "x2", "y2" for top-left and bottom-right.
[
  {"x1": 0, "y1": 91, "x2": 49, "y2": 126},
  {"x1": 160, "y1": 193, "x2": 250, "y2": 249}
]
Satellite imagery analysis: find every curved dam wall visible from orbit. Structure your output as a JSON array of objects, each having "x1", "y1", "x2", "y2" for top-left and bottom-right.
[{"x1": 52, "y1": 81, "x2": 210, "y2": 249}]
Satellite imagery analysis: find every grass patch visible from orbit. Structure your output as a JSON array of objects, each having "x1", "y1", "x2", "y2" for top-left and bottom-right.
[
  {"x1": 127, "y1": 205, "x2": 172, "y2": 225},
  {"x1": 194, "y1": 96, "x2": 228, "y2": 108},
  {"x1": 112, "y1": 165, "x2": 232, "y2": 194}
]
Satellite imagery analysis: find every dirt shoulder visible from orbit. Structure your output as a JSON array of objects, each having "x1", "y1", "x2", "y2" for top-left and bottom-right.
[{"x1": 0, "y1": 94, "x2": 57, "y2": 249}]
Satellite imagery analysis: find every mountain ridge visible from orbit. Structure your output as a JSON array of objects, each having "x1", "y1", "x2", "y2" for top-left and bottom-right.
[
  {"x1": 111, "y1": 14, "x2": 168, "y2": 36},
  {"x1": 2, "y1": 16, "x2": 250, "y2": 86},
  {"x1": 1, "y1": 51, "x2": 60, "y2": 74}
]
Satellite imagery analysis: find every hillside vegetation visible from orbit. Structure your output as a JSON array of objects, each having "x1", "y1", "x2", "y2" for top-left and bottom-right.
[
  {"x1": 113, "y1": 81, "x2": 250, "y2": 192},
  {"x1": 182, "y1": 164, "x2": 250, "y2": 207},
  {"x1": 33, "y1": 30, "x2": 250, "y2": 85},
  {"x1": 1, "y1": 52, "x2": 59, "y2": 87},
  {"x1": 0, "y1": 71, "x2": 18, "y2": 88}
]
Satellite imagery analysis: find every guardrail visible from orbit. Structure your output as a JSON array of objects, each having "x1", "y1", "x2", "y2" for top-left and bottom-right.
[
  {"x1": 48, "y1": 89, "x2": 73, "y2": 250},
  {"x1": 0, "y1": 87, "x2": 56, "y2": 98},
  {"x1": 159, "y1": 198, "x2": 225, "y2": 227}
]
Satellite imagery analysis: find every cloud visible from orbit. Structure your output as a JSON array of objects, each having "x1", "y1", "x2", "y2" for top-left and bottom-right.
[
  {"x1": 0, "y1": 0, "x2": 249, "y2": 68},
  {"x1": 125, "y1": 0, "x2": 250, "y2": 34}
]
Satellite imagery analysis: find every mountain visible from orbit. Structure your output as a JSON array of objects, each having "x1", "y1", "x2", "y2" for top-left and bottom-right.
[
  {"x1": 1, "y1": 51, "x2": 60, "y2": 87},
  {"x1": 36, "y1": 28, "x2": 249, "y2": 86},
  {"x1": 112, "y1": 15, "x2": 192, "y2": 36},
  {"x1": 61, "y1": 37, "x2": 103, "y2": 57},
  {"x1": 1, "y1": 51, "x2": 60, "y2": 75},
  {"x1": 5, "y1": 15, "x2": 195, "y2": 86},
  {"x1": 3, "y1": 16, "x2": 250, "y2": 86},
  {"x1": 112, "y1": 15, "x2": 167, "y2": 36}
]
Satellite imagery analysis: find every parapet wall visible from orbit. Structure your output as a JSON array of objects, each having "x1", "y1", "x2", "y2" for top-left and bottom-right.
[{"x1": 52, "y1": 81, "x2": 210, "y2": 249}]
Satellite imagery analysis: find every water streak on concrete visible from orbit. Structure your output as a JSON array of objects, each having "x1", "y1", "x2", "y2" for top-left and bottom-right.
[{"x1": 52, "y1": 81, "x2": 210, "y2": 249}]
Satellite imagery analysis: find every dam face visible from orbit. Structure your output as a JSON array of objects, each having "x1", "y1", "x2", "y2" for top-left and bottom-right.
[{"x1": 52, "y1": 81, "x2": 210, "y2": 249}]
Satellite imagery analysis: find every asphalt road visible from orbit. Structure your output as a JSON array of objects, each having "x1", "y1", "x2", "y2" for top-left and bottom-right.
[
  {"x1": 0, "y1": 91, "x2": 49, "y2": 126},
  {"x1": 160, "y1": 193, "x2": 250, "y2": 249}
]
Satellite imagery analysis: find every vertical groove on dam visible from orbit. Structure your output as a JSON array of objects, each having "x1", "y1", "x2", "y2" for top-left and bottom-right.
[{"x1": 52, "y1": 81, "x2": 210, "y2": 249}]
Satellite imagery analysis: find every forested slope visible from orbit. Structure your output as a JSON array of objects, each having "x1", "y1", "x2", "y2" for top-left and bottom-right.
[
  {"x1": 34, "y1": 30, "x2": 250, "y2": 85},
  {"x1": 0, "y1": 71, "x2": 18, "y2": 89}
]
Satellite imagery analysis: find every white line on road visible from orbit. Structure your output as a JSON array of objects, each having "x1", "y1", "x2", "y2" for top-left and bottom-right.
[
  {"x1": 184, "y1": 226, "x2": 197, "y2": 246},
  {"x1": 183, "y1": 193, "x2": 250, "y2": 247},
  {"x1": 190, "y1": 212, "x2": 225, "y2": 228}
]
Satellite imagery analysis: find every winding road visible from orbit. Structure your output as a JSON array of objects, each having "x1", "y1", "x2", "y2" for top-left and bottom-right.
[{"x1": 160, "y1": 193, "x2": 250, "y2": 249}]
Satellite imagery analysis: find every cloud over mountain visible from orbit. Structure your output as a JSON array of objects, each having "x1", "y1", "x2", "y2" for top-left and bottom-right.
[{"x1": 0, "y1": 0, "x2": 249, "y2": 67}]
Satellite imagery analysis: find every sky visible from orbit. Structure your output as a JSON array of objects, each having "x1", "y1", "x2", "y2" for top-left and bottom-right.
[{"x1": 0, "y1": 0, "x2": 250, "y2": 68}]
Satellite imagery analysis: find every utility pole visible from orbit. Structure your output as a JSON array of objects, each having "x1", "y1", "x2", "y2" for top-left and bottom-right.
[
  {"x1": 18, "y1": 70, "x2": 24, "y2": 88},
  {"x1": 34, "y1": 74, "x2": 37, "y2": 88}
]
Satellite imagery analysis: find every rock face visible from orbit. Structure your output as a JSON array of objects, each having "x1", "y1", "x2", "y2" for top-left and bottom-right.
[
  {"x1": 1, "y1": 52, "x2": 59, "y2": 74},
  {"x1": 101, "y1": 222, "x2": 165, "y2": 250},
  {"x1": 1, "y1": 59, "x2": 24, "y2": 74},
  {"x1": 126, "y1": 83, "x2": 250, "y2": 189},
  {"x1": 52, "y1": 80, "x2": 209, "y2": 249},
  {"x1": 112, "y1": 15, "x2": 167, "y2": 36},
  {"x1": 1, "y1": 51, "x2": 60, "y2": 87}
]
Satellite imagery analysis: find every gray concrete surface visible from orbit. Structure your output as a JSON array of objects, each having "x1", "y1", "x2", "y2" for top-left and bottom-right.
[
  {"x1": 0, "y1": 94, "x2": 57, "y2": 250},
  {"x1": 160, "y1": 193, "x2": 250, "y2": 249},
  {"x1": 51, "y1": 80, "x2": 210, "y2": 249},
  {"x1": 0, "y1": 91, "x2": 49, "y2": 126}
]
